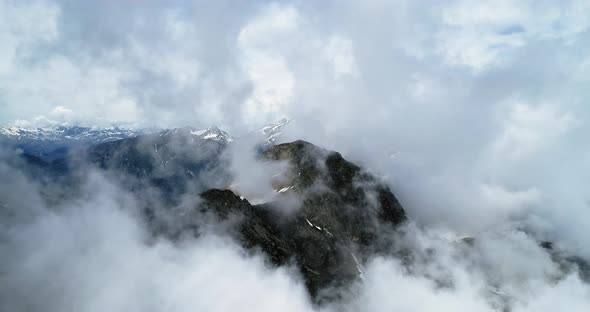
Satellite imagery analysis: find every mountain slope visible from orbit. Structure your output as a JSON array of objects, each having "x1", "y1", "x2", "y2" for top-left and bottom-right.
[
  {"x1": 173, "y1": 140, "x2": 407, "y2": 301},
  {"x1": 87, "y1": 126, "x2": 233, "y2": 202}
]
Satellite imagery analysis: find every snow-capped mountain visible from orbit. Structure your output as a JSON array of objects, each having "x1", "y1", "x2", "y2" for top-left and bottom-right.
[
  {"x1": 0, "y1": 125, "x2": 238, "y2": 160},
  {"x1": 258, "y1": 118, "x2": 290, "y2": 144},
  {"x1": 158, "y1": 126, "x2": 234, "y2": 143},
  {"x1": 1, "y1": 120, "x2": 280, "y2": 150},
  {"x1": 0, "y1": 125, "x2": 150, "y2": 159},
  {"x1": 0, "y1": 125, "x2": 144, "y2": 144}
]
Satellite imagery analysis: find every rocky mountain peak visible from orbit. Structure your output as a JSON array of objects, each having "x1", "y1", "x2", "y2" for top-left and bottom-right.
[{"x1": 192, "y1": 140, "x2": 407, "y2": 301}]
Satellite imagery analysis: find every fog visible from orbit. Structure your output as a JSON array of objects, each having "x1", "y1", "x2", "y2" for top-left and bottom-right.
[
  {"x1": 0, "y1": 167, "x2": 314, "y2": 312},
  {"x1": 1, "y1": 0, "x2": 590, "y2": 311}
]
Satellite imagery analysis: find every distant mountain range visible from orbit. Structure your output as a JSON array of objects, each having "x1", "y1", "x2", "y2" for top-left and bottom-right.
[
  {"x1": 0, "y1": 120, "x2": 281, "y2": 159},
  {"x1": 0, "y1": 124, "x2": 240, "y2": 161},
  {"x1": 0, "y1": 125, "x2": 142, "y2": 142},
  {"x1": 0, "y1": 125, "x2": 150, "y2": 160}
]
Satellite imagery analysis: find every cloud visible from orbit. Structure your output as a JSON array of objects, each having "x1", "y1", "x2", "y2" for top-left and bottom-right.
[
  {"x1": 436, "y1": 0, "x2": 590, "y2": 71},
  {"x1": 0, "y1": 167, "x2": 316, "y2": 312},
  {"x1": 0, "y1": 0, "x2": 59, "y2": 73},
  {"x1": 237, "y1": 4, "x2": 298, "y2": 125},
  {"x1": 2, "y1": 158, "x2": 588, "y2": 312},
  {"x1": 352, "y1": 257, "x2": 492, "y2": 312},
  {"x1": 322, "y1": 35, "x2": 358, "y2": 79},
  {"x1": 514, "y1": 274, "x2": 590, "y2": 312},
  {"x1": 492, "y1": 101, "x2": 577, "y2": 160}
]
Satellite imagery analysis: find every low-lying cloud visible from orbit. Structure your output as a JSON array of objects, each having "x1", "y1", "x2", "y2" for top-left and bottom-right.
[{"x1": 1, "y1": 145, "x2": 589, "y2": 311}]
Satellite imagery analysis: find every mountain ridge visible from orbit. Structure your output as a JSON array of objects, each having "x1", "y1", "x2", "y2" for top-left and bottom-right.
[
  {"x1": 4, "y1": 122, "x2": 410, "y2": 302},
  {"x1": 5, "y1": 123, "x2": 590, "y2": 308}
]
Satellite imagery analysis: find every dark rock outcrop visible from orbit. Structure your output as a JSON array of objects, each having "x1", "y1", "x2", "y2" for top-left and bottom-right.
[
  {"x1": 9, "y1": 132, "x2": 407, "y2": 302},
  {"x1": 195, "y1": 140, "x2": 407, "y2": 301}
]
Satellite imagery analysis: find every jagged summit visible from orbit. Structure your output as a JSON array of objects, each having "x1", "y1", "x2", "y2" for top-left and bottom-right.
[
  {"x1": 190, "y1": 125, "x2": 234, "y2": 142},
  {"x1": 175, "y1": 140, "x2": 406, "y2": 301},
  {"x1": 157, "y1": 126, "x2": 234, "y2": 143}
]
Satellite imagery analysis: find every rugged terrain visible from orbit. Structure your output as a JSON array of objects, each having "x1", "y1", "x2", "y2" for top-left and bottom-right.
[
  {"x1": 4, "y1": 123, "x2": 588, "y2": 306},
  {"x1": 197, "y1": 140, "x2": 407, "y2": 300},
  {"x1": 2, "y1": 124, "x2": 407, "y2": 301}
]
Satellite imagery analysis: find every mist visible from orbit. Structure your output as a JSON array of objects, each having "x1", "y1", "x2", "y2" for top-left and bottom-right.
[{"x1": 2, "y1": 156, "x2": 588, "y2": 311}]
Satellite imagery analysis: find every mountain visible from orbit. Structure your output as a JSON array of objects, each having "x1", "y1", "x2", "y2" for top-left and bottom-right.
[
  {"x1": 258, "y1": 118, "x2": 290, "y2": 144},
  {"x1": 0, "y1": 125, "x2": 143, "y2": 143},
  {"x1": 88, "y1": 126, "x2": 233, "y2": 177},
  {"x1": 0, "y1": 125, "x2": 149, "y2": 160},
  {"x1": 4, "y1": 124, "x2": 408, "y2": 302},
  {"x1": 4, "y1": 123, "x2": 590, "y2": 309},
  {"x1": 157, "y1": 140, "x2": 407, "y2": 302},
  {"x1": 87, "y1": 126, "x2": 233, "y2": 201}
]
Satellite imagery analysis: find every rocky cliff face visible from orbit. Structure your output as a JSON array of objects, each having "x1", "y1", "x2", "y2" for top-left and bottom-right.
[{"x1": 172, "y1": 140, "x2": 407, "y2": 302}]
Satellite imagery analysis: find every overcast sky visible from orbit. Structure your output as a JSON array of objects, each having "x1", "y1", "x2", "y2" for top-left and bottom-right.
[{"x1": 1, "y1": 0, "x2": 588, "y2": 130}]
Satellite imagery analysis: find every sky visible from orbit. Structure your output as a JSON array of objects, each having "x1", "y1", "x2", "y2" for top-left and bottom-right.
[
  {"x1": 1, "y1": 0, "x2": 590, "y2": 311},
  {"x1": 3, "y1": 0, "x2": 588, "y2": 131}
]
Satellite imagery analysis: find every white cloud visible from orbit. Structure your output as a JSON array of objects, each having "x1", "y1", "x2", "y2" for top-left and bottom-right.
[
  {"x1": 0, "y1": 170, "x2": 316, "y2": 312},
  {"x1": 435, "y1": 0, "x2": 590, "y2": 72},
  {"x1": 50, "y1": 105, "x2": 74, "y2": 120},
  {"x1": 514, "y1": 274, "x2": 590, "y2": 312},
  {"x1": 237, "y1": 4, "x2": 298, "y2": 125},
  {"x1": 493, "y1": 102, "x2": 576, "y2": 160},
  {"x1": 0, "y1": 0, "x2": 59, "y2": 73},
  {"x1": 480, "y1": 183, "x2": 541, "y2": 216},
  {"x1": 352, "y1": 257, "x2": 492, "y2": 312},
  {"x1": 322, "y1": 35, "x2": 358, "y2": 79}
]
